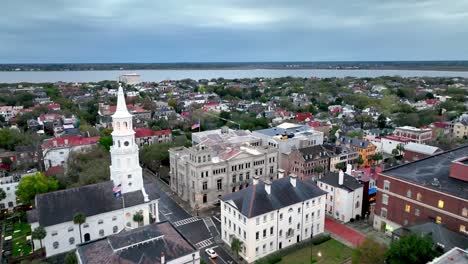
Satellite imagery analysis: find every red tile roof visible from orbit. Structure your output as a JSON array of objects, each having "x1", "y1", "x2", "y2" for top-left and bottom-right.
[
  {"x1": 39, "y1": 113, "x2": 62, "y2": 121},
  {"x1": 42, "y1": 135, "x2": 100, "y2": 150},
  {"x1": 134, "y1": 128, "x2": 171, "y2": 138},
  {"x1": 295, "y1": 112, "x2": 313, "y2": 121},
  {"x1": 382, "y1": 135, "x2": 413, "y2": 143},
  {"x1": 46, "y1": 104, "x2": 61, "y2": 110}
]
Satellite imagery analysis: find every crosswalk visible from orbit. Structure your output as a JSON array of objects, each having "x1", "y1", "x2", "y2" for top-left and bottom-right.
[
  {"x1": 173, "y1": 216, "x2": 201, "y2": 227},
  {"x1": 195, "y1": 238, "x2": 214, "y2": 249}
]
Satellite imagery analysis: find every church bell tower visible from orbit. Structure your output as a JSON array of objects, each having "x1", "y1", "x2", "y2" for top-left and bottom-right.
[{"x1": 110, "y1": 84, "x2": 148, "y2": 200}]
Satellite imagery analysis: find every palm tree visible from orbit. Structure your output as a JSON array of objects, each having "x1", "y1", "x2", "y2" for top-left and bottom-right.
[
  {"x1": 230, "y1": 237, "x2": 244, "y2": 261},
  {"x1": 133, "y1": 212, "x2": 144, "y2": 227},
  {"x1": 31, "y1": 226, "x2": 47, "y2": 249},
  {"x1": 73, "y1": 212, "x2": 86, "y2": 243}
]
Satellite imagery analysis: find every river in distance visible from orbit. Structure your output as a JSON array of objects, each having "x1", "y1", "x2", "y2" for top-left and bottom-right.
[{"x1": 1, "y1": 69, "x2": 468, "y2": 83}]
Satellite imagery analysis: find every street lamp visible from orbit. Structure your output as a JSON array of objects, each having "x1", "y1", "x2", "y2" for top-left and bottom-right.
[{"x1": 310, "y1": 228, "x2": 314, "y2": 263}]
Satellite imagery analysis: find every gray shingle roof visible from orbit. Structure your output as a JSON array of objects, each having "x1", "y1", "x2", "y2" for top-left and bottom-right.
[
  {"x1": 77, "y1": 221, "x2": 197, "y2": 264},
  {"x1": 319, "y1": 172, "x2": 363, "y2": 191},
  {"x1": 339, "y1": 136, "x2": 370, "y2": 148},
  {"x1": 393, "y1": 222, "x2": 468, "y2": 251},
  {"x1": 221, "y1": 176, "x2": 326, "y2": 218},
  {"x1": 32, "y1": 181, "x2": 159, "y2": 227}
]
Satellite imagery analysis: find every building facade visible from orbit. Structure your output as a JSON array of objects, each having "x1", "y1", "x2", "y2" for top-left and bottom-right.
[
  {"x1": 169, "y1": 143, "x2": 278, "y2": 209},
  {"x1": 282, "y1": 145, "x2": 332, "y2": 180},
  {"x1": 338, "y1": 137, "x2": 376, "y2": 168},
  {"x1": 373, "y1": 146, "x2": 468, "y2": 236},
  {"x1": 253, "y1": 122, "x2": 324, "y2": 156},
  {"x1": 134, "y1": 128, "x2": 172, "y2": 147},
  {"x1": 317, "y1": 170, "x2": 363, "y2": 223},
  {"x1": 220, "y1": 175, "x2": 326, "y2": 263},
  {"x1": 393, "y1": 126, "x2": 433, "y2": 144},
  {"x1": 453, "y1": 121, "x2": 468, "y2": 139},
  {"x1": 28, "y1": 85, "x2": 160, "y2": 257},
  {"x1": 41, "y1": 135, "x2": 100, "y2": 170}
]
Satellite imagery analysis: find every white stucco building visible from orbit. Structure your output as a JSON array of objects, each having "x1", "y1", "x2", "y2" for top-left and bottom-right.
[
  {"x1": 220, "y1": 174, "x2": 327, "y2": 263},
  {"x1": 28, "y1": 84, "x2": 160, "y2": 257},
  {"x1": 42, "y1": 135, "x2": 100, "y2": 170},
  {"x1": 317, "y1": 168, "x2": 363, "y2": 223},
  {"x1": 252, "y1": 123, "x2": 324, "y2": 155}
]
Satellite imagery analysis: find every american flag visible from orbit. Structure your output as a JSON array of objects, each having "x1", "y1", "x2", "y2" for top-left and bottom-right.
[
  {"x1": 113, "y1": 184, "x2": 122, "y2": 198},
  {"x1": 191, "y1": 121, "x2": 200, "y2": 130}
]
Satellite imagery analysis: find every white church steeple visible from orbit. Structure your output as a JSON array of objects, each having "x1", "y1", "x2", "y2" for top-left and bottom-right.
[{"x1": 110, "y1": 84, "x2": 148, "y2": 201}]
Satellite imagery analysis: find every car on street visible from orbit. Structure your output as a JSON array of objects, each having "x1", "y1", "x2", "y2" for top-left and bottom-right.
[{"x1": 205, "y1": 248, "x2": 218, "y2": 259}]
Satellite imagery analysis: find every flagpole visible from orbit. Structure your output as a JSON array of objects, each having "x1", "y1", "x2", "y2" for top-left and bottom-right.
[{"x1": 198, "y1": 119, "x2": 201, "y2": 132}]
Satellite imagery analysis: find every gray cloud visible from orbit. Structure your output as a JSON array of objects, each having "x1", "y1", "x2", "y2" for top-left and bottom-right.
[{"x1": 1, "y1": 0, "x2": 468, "y2": 62}]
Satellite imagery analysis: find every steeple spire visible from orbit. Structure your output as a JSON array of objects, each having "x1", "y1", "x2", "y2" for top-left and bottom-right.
[{"x1": 113, "y1": 83, "x2": 132, "y2": 118}]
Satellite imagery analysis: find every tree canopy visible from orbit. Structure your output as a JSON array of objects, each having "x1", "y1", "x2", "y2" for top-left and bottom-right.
[
  {"x1": 16, "y1": 173, "x2": 59, "y2": 204},
  {"x1": 385, "y1": 234, "x2": 441, "y2": 264}
]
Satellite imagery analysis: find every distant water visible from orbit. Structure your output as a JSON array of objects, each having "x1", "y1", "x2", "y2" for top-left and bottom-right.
[{"x1": 1, "y1": 69, "x2": 468, "y2": 83}]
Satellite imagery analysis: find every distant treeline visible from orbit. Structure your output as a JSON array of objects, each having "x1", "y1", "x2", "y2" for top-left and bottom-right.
[{"x1": 1, "y1": 61, "x2": 468, "y2": 71}]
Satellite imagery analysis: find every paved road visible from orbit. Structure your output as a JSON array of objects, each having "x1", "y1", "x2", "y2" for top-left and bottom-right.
[{"x1": 144, "y1": 173, "x2": 237, "y2": 264}]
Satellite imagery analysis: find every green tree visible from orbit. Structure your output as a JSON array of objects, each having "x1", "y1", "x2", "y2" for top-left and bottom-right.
[
  {"x1": 65, "y1": 251, "x2": 78, "y2": 264},
  {"x1": 16, "y1": 173, "x2": 59, "y2": 204},
  {"x1": 73, "y1": 213, "x2": 86, "y2": 243},
  {"x1": 385, "y1": 234, "x2": 441, "y2": 264},
  {"x1": 230, "y1": 237, "x2": 244, "y2": 260},
  {"x1": 31, "y1": 226, "x2": 47, "y2": 249},
  {"x1": 98, "y1": 136, "x2": 112, "y2": 151},
  {"x1": 352, "y1": 238, "x2": 387, "y2": 264},
  {"x1": 314, "y1": 165, "x2": 324, "y2": 175},
  {"x1": 377, "y1": 114, "x2": 387, "y2": 129},
  {"x1": 356, "y1": 155, "x2": 364, "y2": 167},
  {"x1": 133, "y1": 212, "x2": 144, "y2": 227},
  {"x1": 335, "y1": 162, "x2": 346, "y2": 171},
  {"x1": 65, "y1": 146, "x2": 110, "y2": 188},
  {"x1": 371, "y1": 153, "x2": 383, "y2": 164},
  {"x1": 0, "y1": 188, "x2": 5, "y2": 201}
]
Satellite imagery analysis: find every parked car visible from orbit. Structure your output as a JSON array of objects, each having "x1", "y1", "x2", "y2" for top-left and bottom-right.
[{"x1": 205, "y1": 248, "x2": 218, "y2": 259}]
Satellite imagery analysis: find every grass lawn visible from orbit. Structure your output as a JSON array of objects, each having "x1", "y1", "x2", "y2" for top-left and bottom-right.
[
  {"x1": 12, "y1": 236, "x2": 32, "y2": 257},
  {"x1": 279, "y1": 239, "x2": 353, "y2": 264},
  {"x1": 12, "y1": 222, "x2": 31, "y2": 239},
  {"x1": 11, "y1": 222, "x2": 33, "y2": 257}
]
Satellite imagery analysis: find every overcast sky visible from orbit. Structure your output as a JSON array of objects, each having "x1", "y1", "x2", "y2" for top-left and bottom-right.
[{"x1": 2, "y1": 0, "x2": 468, "y2": 63}]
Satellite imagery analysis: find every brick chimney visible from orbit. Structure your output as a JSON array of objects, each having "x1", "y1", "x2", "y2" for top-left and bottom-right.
[
  {"x1": 290, "y1": 174, "x2": 297, "y2": 187},
  {"x1": 277, "y1": 169, "x2": 285, "y2": 179},
  {"x1": 339, "y1": 170, "x2": 344, "y2": 185},
  {"x1": 253, "y1": 175, "x2": 260, "y2": 185},
  {"x1": 264, "y1": 180, "x2": 272, "y2": 195},
  {"x1": 449, "y1": 157, "x2": 468, "y2": 182}
]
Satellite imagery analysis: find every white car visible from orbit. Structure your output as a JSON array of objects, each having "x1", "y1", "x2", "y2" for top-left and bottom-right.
[{"x1": 205, "y1": 248, "x2": 218, "y2": 259}]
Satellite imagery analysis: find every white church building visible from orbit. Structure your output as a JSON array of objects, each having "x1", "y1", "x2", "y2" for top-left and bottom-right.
[{"x1": 28, "y1": 85, "x2": 160, "y2": 257}]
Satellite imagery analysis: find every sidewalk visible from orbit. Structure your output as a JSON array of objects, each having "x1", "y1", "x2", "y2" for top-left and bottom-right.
[{"x1": 325, "y1": 217, "x2": 365, "y2": 248}]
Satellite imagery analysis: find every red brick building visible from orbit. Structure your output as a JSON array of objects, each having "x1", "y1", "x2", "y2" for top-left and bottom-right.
[
  {"x1": 373, "y1": 146, "x2": 468, "y2": 236},
  {"x1": 403, "y1": 142, "x2": 443, "y2": 162}
]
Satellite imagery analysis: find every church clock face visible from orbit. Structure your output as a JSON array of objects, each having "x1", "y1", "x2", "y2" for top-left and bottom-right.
[{"x1": 124, "y1": 141, "x2": 130, "y2": 146}]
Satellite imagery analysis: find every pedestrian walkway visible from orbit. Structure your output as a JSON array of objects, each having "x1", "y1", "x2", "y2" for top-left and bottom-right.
[
  {"x1": 173, "y1": 216, "x2": 201, "y2": 227},
  {"x1": 195, "y1": 238, "x2": 214, "y2": 249},
  {"x1": 325, "y1": 217, "x2": 365, "y2": 247}
]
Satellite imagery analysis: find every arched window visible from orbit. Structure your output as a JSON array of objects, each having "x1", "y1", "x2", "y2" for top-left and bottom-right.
[
  {"x1": 416, "y1": 193, "x2": 422, "y2": 201},
  {"x1": 113, "y1": 226, "x2": 118, "y2": 233},
  {"x1": 53, "y1": 241, "x2": 59, "y2": 249},
  {"x1": 118, "y1": 140, "x2": 121, "y2": 148},
  {"x1": 99, "y1": 229, "x2": 104, "y2": 237},
  {"x1": 69, "y1": 237, "x2": 75, "y2": 245},
  {"x1": 288, "y1": 216, "x2": 292, "y2": 224},
  {"x1": 123, "y1": 121, "x2": 128, "y2": 128},
  {"x1": 116, "y1": 122, "x2": 120, "y2": 130}
]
